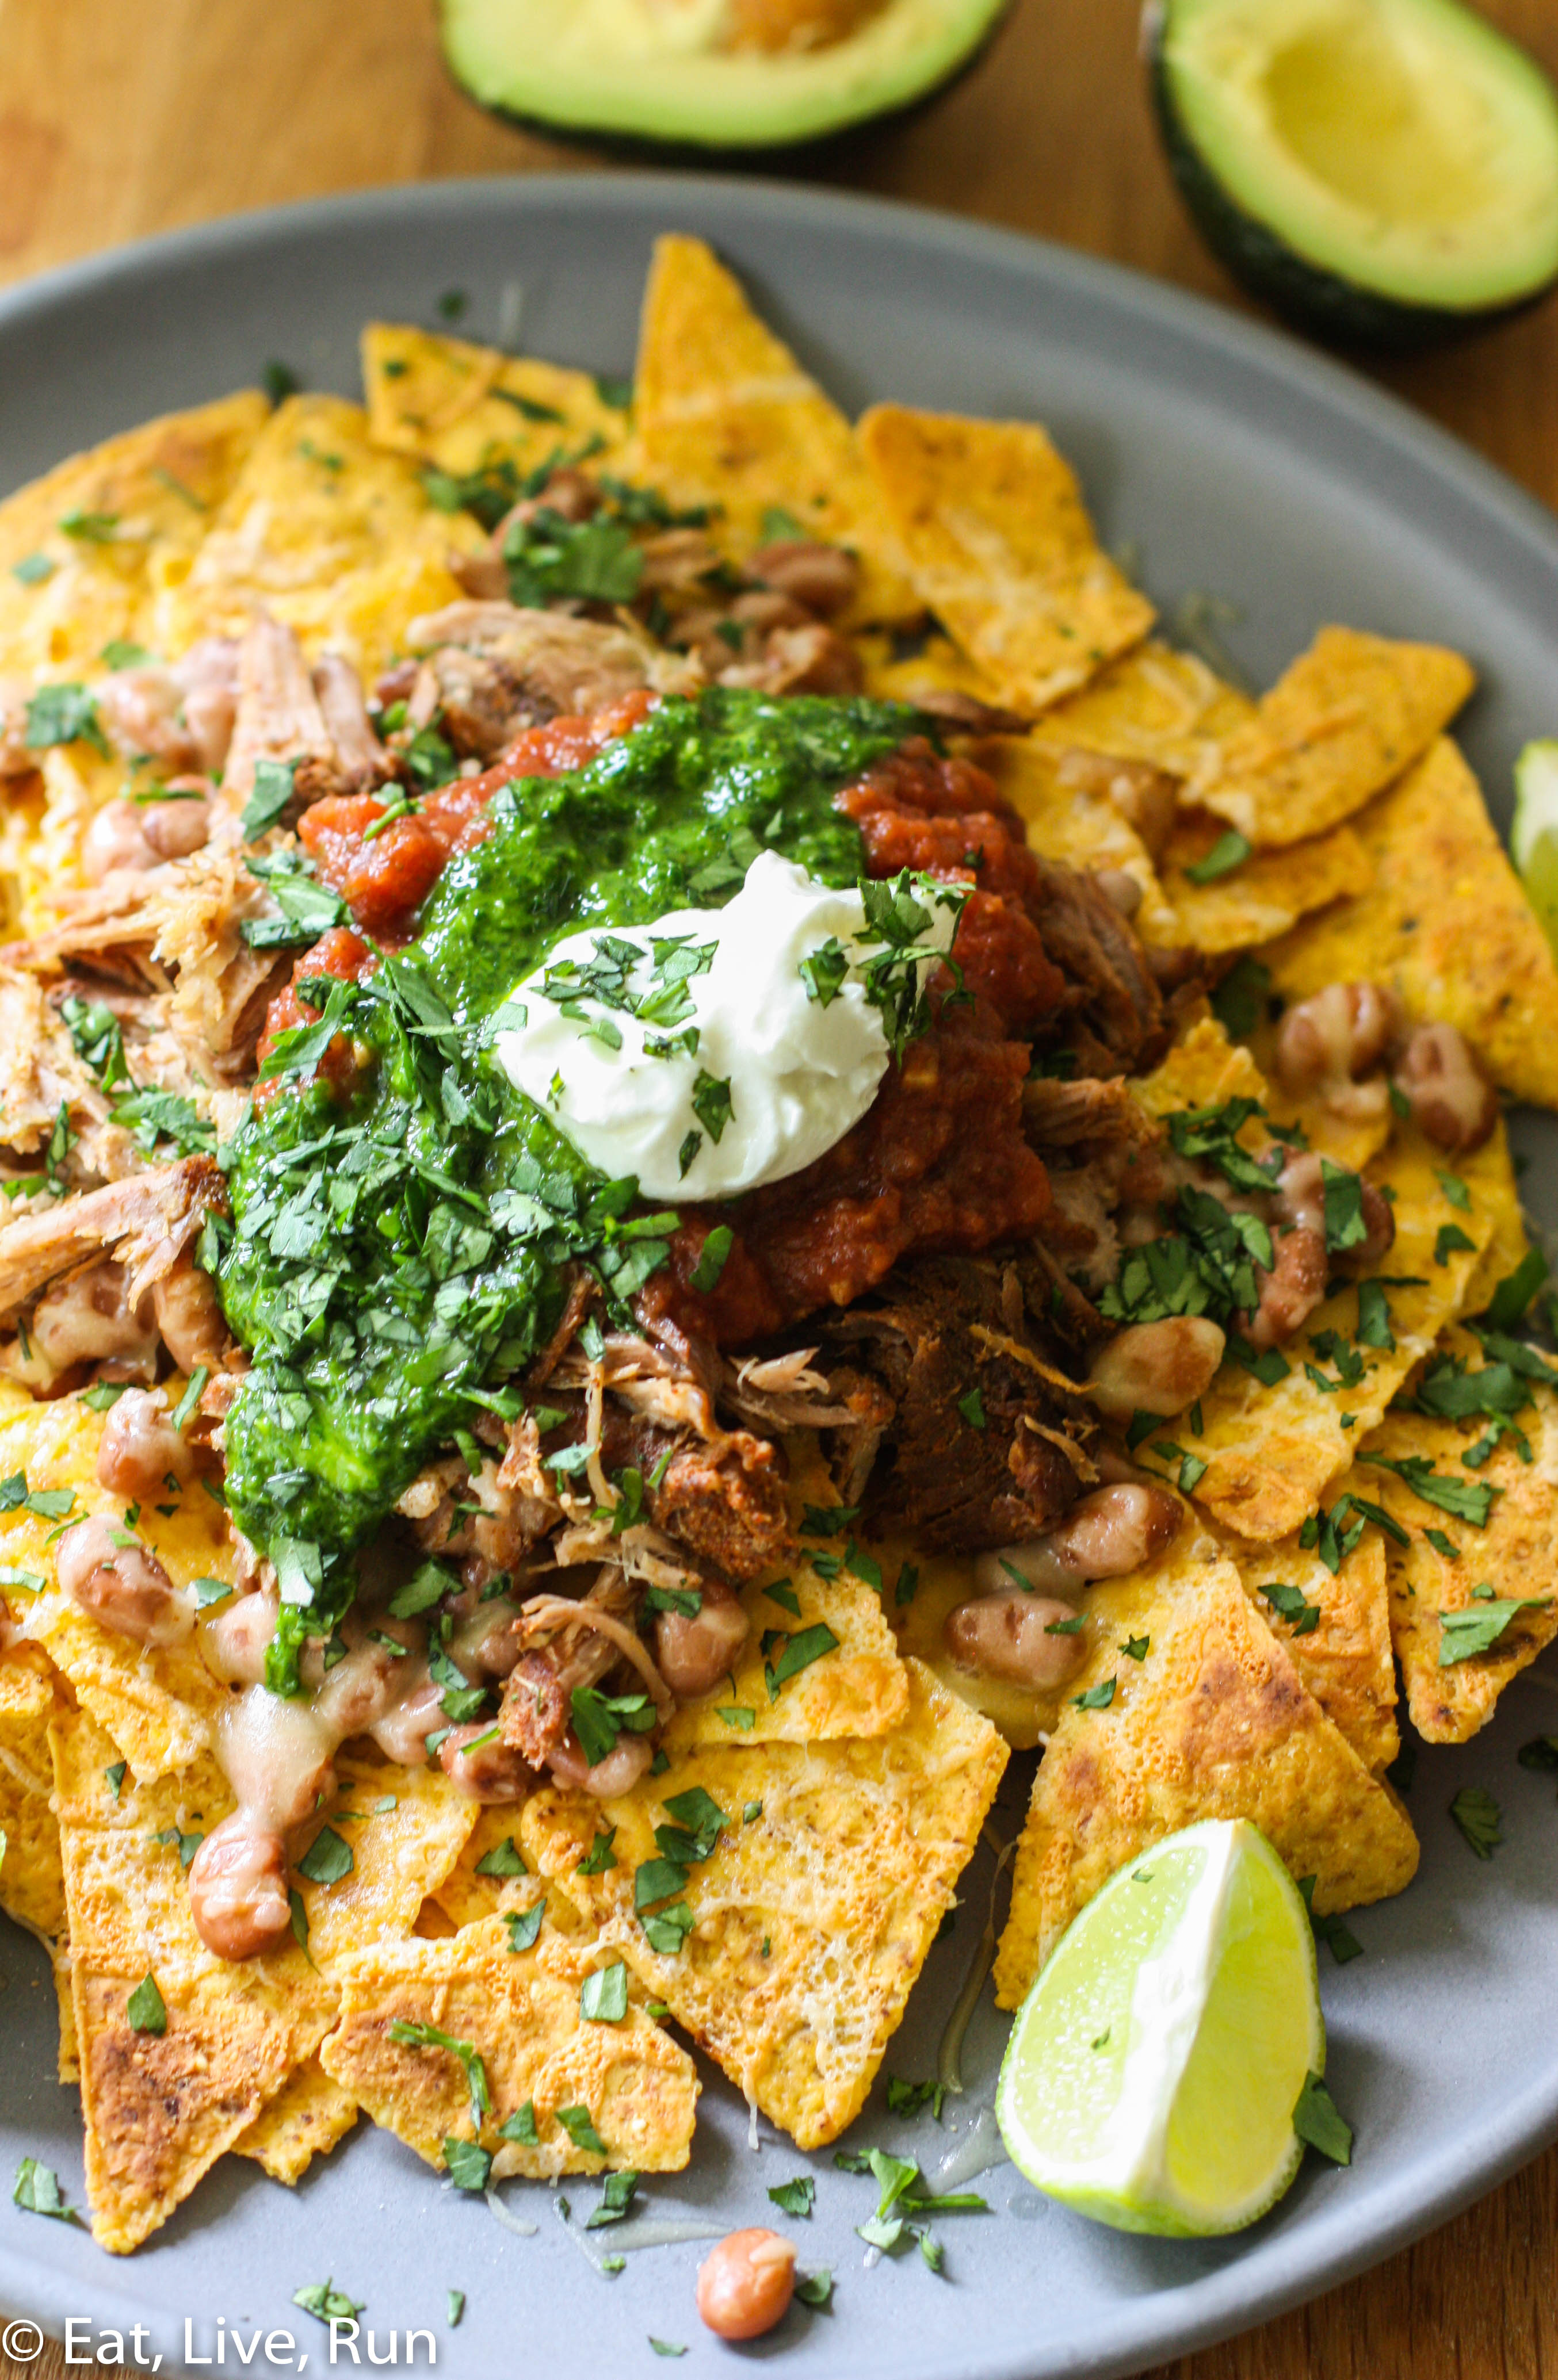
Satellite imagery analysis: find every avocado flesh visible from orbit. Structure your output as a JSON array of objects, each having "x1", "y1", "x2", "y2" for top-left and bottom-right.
[
  {"x1": 1152, "y1": 0, "x2": 1558, "y2": 339},
  {"x1": 440, "y1": 0, "x2": 1007, "y2": 147}
]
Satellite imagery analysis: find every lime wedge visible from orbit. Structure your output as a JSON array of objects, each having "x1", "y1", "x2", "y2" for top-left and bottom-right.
[
  {"x1": 995, "y1": 1818, "x2": 1323, "y2": 2236},
  {"x1": 1513, "y1": 740, "x2": 1558, "y2": 961}
]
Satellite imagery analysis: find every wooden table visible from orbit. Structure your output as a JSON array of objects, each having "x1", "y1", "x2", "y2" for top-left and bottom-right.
[{"x1": 0, "y1": 2, "x2": 1555, "y2": 2375}]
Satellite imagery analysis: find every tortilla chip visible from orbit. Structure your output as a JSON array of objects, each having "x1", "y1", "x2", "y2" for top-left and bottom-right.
[
  {"x1": 981, "y1": 736, "x2": 1177, "y2": 940},
  {"x1": 856, "y1": 627, "x2": 1010, "y2": 711},
  {"x1": 673, "y1": 1562, "x2": 908, "y2": 1757},
  {"x1": 291, "y1": 1754, "x2": 479, "y2": 1970},
  {"x1": 1194, "y1": 627, "x2": 1474, "y2": 846},
  {"x1": 858, "y1": 405, "x2": 1154, "y2": 713},
  {"x1": 432, "y1": 1804, "x2": 548, "y2": 1934},
  {"x1": 51, "y1": 1716, "x2": 329, "y2": 2251},
  {"x1": 1141, "y1": 1066, "x2": 1521, "y2": 1540},
  {"x1": 1132, "y1": 1012, "x2": 1269, "y2": 1121},
  {"x1": 632, "y1": 235, "x2": 915, "y2": 625},
  {"x1": 1227, "y1": 1532, "x2": 1398, "y2": 1773},
  {"x1": 1360, "y1": 1339, "x2": 1558, "y2": 1743},
  {"x1": 0, "y1": 393, "x2": 269, "y2": 679},
  {"x1": 1159, "y1": 814, "x2": 1372, "y2": 954},
  {"x1": 234, "y1": 2057, "x2": 358, "y2": 2184},
  {"x1": 361, "y1": 324, "x2": 628, "y2": 481},
  {"x1": 522, "y1": 1659, "x2": 1006, "y2": 2149},
  {"x1": 54, "y1": 1940, "x2": 78, "y2": 2083},
  {"x1": 0, "y1": 1644, "x2": 66, "y2": 1937},
  {"x1": 155, "y1": 394, "x2": 480, "y2": 677},
  {"x1": 1262, "y1": 739, "x2": 1558, "y2": 1111},
  {"x1": 0, "y1": 1383, "x2": 238, "y2": 1778},
  {"x1": 319, "y1": 1916, "x2": 698, "y2": 2178},
  {"x1": 1028, "y1": 640, "x2": 1256, "y2": 777},
  {"x1": 994, "y1": 1551, "x2": 1418, "y2": 2003}
]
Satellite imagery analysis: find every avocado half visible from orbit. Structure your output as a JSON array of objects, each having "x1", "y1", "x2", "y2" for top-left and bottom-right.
[
  {"x1": 440, "y1": 0, "x2": 1008, "y2": 150},
  {"x1": 1146, "y1": 0, "x2": 1558, "y2": 347}
]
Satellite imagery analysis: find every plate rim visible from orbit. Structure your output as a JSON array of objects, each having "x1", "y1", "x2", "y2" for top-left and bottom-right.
[{"x1": 1, "y1": 167, "x2": 1556, "y2": 2380}]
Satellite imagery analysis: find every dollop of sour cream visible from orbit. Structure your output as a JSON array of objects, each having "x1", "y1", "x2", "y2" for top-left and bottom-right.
[{"x1": 495, "y1": 851, "x2": 961, "y2": 1200}]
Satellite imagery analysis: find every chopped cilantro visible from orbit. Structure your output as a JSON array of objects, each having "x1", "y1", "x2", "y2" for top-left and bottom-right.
[
  {"x1": 26, "y1": 682, "x2": 109, "y2": 757},
  {"x1": 555, "y1": 2104, "x2": 608, "y2": 2156},
  {"x1": 885, "y1": 2076, "x2": 946, "y2": 2120},
  {"x1": 1120, "y1": 1633, "x2": 1150, "y2": 1661},
  {"x1": 499, "y1": 2102, "x2": 539, "y2": 2145},
  {"x1": 1362, "y1": 1454, "x2": 1497, "y2": 1528},
  {"x1": 127, "y1": 1972, "x2": 166, "y2": 2035},
  {"x1": 578, "y1": 1828, "x2": 618, "y2": 1874},
  {"x1": 769, "y1": 2174, "x2": 816, "y2": 2216},
  {"x1": 1481, "y1": 1248, "x2": 1549, "y2": 1330},
  {"x1": 763, "y1": 1621, "x2": 840, "y2": 1699},
  {"x1": 442, "y1": 2138, "x2": 492, "y2": 2192},
  {"x1": 293, "y1": 2281, "x2": 362, "y2": 2323},
  {"x1": 388, "y1": 2018, "x2": 491, "y2": 2129},
  {"x1": 579, "y1": 1961, "x2": 630, "y2": 2024},
  {"x1": 1183, "y1": 829, "x2": 1251, "y2": 884},
  {"x1": 296, "y1": 1826, "x2": 353, "y2": 1885},
  {"x1": 1438, "y1": 1597, "x2": 1547, "y2": 1665},
  {"x1": 586, "y1": 2169, "x2": 639, "y2": 2228},
  {"x1": 503, "y1": 1901, "x2": 545, "y2": 1954},
  {"x1": 956, "y1": 1387, "x2": 987, "y2": 1429},
  {"x1": 1449, "y1": 1785, "x2": 1503, "y2": 1858},
  {"x1": 1434, "y1": 1222, "x2": 1477, "y2": 1265},
  {"x1": 475, "y1": 1836, "x2": 525, "y2": 1877},
  {"x1": 689, "y1": 1224, "x2": 734, "y2": 1295},
  {"x1": 1437, "y1": 1171, "x2": 1471, "y2": 1210},
  {"x1": 13, "y1": 2157, "x2": 75, "y2": 2220},
  {"x1": 1260, "y1": 1581, "x2": 1322, "y2": 1636},
  {"x1": 104, "y1": 1761, "x2": 127, "y2": 1801},
  {"x1": 1292, "y1": 2072, "x2": 1352, "y2": 2164},
  {"x1": 1209, "y1": 954, "x2": 1271, "y2": 1037},
  {"x1": 1072, "y1": 1677, "x2": 1117, "y2": 1711},
  {"x1": 1355, "y1": 1279, "x2": 1395, "y2": 1351}
]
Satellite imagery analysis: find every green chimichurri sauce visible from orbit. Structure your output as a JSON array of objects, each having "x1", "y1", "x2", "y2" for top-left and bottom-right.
[{"x1": 216, "y1": 688, "x2": 919, "y2": 1690}]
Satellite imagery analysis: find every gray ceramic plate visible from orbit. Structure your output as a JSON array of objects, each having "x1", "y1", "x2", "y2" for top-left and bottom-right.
[{"x1": 1, "y1": 174, "x2": 1556, "y2": 2380}]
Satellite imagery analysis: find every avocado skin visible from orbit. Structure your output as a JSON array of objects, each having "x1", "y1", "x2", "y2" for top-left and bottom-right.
[
  {"x1": 1146, "y1": 23, "x2": 1547, "y2": 354},
  {"x1": 440, "y1": 0, "x2": 1011, "y2": 154}
]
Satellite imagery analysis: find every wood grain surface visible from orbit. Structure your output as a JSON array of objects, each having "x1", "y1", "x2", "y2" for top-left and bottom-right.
[{"x1": 0, "y1": 2, "x2": 1555, "y2": 2375}]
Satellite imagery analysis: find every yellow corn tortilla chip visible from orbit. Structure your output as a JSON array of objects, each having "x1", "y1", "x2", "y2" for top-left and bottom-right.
[
  {"x1": 51, "y1": 1716, "x2": 330, "y2": 2251},
  {"x1": 155, "y1": 393, "x2": 480, "y2": 677},
  {"x1": 1132, "y1": 1011, "x2": 1268, "y2": 1120},
  {"x1": 432, "y1": 1804, "x2": 547, "y2": 1933},
  {"x1": 290, "y1": 1754, "x2": 480, "y2": 1970},
  {"x1": 1159, "y1": 814, "x2": 1372, "y2": 954},
  {"x1": 1029, "y1": 639, "x2": 1256, "y2": 777},
  {"x1": 1186, "y1": 1119, "x2": 1520, "y2": 1541},
  {"x1": 1359, "y1": 1337, "x2": 1558, "y2": 1743},
  {"x1": 855, "y1": 627, "x2": 1009, "y2": 711},
  {"x1": 994, "y1": 1551, "x2": 1418, "y2": 2004},
  {"x1": 1194, "y1": 626, "x2": 1475, "y2": 847},
  {"x1": 522, "y1": 1659, "x2": 1006, "y2": 2149},
  {"x1": 671, "y1": 1562, "x2": 908, "y2": 1756},
  {"x1": 319, "y1": 1915, "x2": 698, "y2": 2179},
  {"x1": 54, "y1": 1939, "x2": 79, "y2": 2084},
  {"x1": 981, "y1": 736, "x2": 1177, "y2": 941},
  {"x1": 1227, "y1": 1531, "x2": 1398, "y2": 1773},
  {"x1": 0, "y1": 392, "x2": 269, "y2": 680},
  {"x1": 857, "y1": 404, "x2": 1155, "y2": 714},
  {"x1": 0, "y1": 1382, "x2": 239, "y2": 1778},
  {"x1": 362, "y1": 323, "x2": 628, "y2": 480},
  {"x1": 632, "y1": 235, "x2": 915, "y2": 626},
  {"x1": 1263, "y1": 737, "x2": 1558, "y2": 1111},
  {"x1": 0, "y1": 1644, "x2": 66, "y2": 1937},
  {"x1": 235, "y1": 2057, "x2": 359, "y2": 2185}
]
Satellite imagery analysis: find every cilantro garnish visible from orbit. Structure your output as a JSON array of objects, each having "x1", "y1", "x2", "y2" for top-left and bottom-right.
[
  {"x1": 763, "y1": 1621, "x2": 840, "y2": 1700},
  {"x1": 578, "y1": 1827, "x2": 619, "y2": 1875},
  {"x1": 769, "y1": 2175, "x2": 817, "y2": 2217},
  {"x1": 1073, "y1": 1677, "x2": 1117, "y2": 1711},
  {"x1": 293, "y1": 2280, "x2": 364, "y2": 2323},
  {"x1": 571, "y1": 1686, "x2": 656, "y2": 1767},
  {"x1": 689, "y1": 1225, "x2": 734, "y2": 1294},
  {"x1": 475, "y1": 1836, "x2": 525, "y2": 1877},
  {"x1": 13, "y1": 2157, "x2": 77, "y2": 2221},
  {"x1": 499, "y1": 2102, "x2": 539, "y2": 2145},
  {"x1": 1434, "y1": 1222, "x2": 1477, "y2": 1265},
  {"x1": 1449, "y1": 1785, "x2": 1503, "y2": 1858},
  {"x1": 1481, "y1": 1248, "x2": 1549, "y2": 1330},
  {"x1": 1209, "y1": 954, "x2": 1271, "y2": 1038},
  {"x1": 25, "y1": 682, "x2": 109, "y2": 758},
  {"x1": 127, "y1": 1972, "x2": 167, "y2": 2035},
  {"x1": 240, "y1": 756, "x2": 297, "y2": 840},
  {"x1": 1183, "y1": 829, "x2": 1251, "y2": 885},
  {"x1": 885, "y1": 2076, "x2": 946, "y2": 2121},
  {"x1": 1362, "y1": 1454, "x2": 1498, "y2": 1528},
  {"x1": 579, "y1": 1961, "x2": 629, "y2": 2024},
  {"x1": 586, "y1": 2168, "x2": 639, "y2": 2227},
  {"x1": 296, "y1": 1826, "x2": 353, "y2": 1885},
  {"x1": 60, "y1": 993, "x2": 130, "y2": 1090},
  {"x1": 1260, "y1": 1581, "x2": 1322, "y2": 1636},
  {"x1": 555, "y1": 2104, "x2": 608, "y2": 2156},
  {"x1": 442, "y1": 2138, "x2": 492, "y2": 2192},
  {"x1": 1292, "y1": 2072, "x2": 1352, "y2": 2164},
  {"x1": 388, "y1": 2019, "x2": 491, "y2": 2130},
  {"x1": 503, "y1": 1902, "x2": 545, "y2": 1954},
  {"x1": 1437, "y1": 1594, "x2": 1548, "y2": 1666}
]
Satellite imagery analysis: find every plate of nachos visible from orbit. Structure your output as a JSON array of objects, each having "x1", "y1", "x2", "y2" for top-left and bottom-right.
[{"x1": 0, "y1": 177, "x2": 1556, "y2": 2379}]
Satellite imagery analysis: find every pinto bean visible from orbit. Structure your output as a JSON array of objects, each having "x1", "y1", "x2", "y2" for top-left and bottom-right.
[
  {"x1": 439, "y1": 1723, "x2": 536, "y2": 1802},
  {"x1": 151, "y1": 1252, "x2": 230, "y2": 1374},
  {"x1": 943, "y1": 1591, "x2": 1089, "y2": 1689},
  {"x1": 747, "y1": 539, "x2": 858, "y2": 618},
  {"x1": 140, "y1": 795, "x2": 212, "y2": 860},
  {"x1": 1043, "y1": 1483, "x2": 1185, "y2": 1577},
  {"x1": 56, "y1": 1516, "x2": 192, "y2": 1646},
  {"x1": 1246, "y1": 1225, "x2": 1329, "y2": 1352},
  {"x1": 1274, "y1": 982, "x2": 1397, "y2": 1116},
  {"x1": 654, "y1": 1582, "x2": 750, "y2": 1700},
  {"x1": 32, "y1": 1260, "x2": 158, "y2": 1377},
  {"x1": 201, "y1": 1587, "x2": 278, "y2": 1686},
  {"x1": 547, "y1": 1731, "x2": 655, "y2": 1799},
  {"x1": 367, "y1": 1674, "x2": 446, "y2": 1767},
  {"x1": 696, "y1": 2228, "x2": 797, "y2": 2343},
  {"x1": 188, "y1": 1812, "x2": 292, "y2": 1961},
  {"x1": 1091, "y1": 868, "x2": 1143, "y2": 920},
  {"x1": 96, "y1": 1387, "x2": 196, "y2": 1498},
  {"x1": 1087, "y1": 1317, "x2": 1227, "y2": 1423},
  {"x1": 1392, "y1": 1023, "x2": 1499, "y2": 1154},
  {"x1": 81, "y1": 801, "x2": 156, "y2": 882}
]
